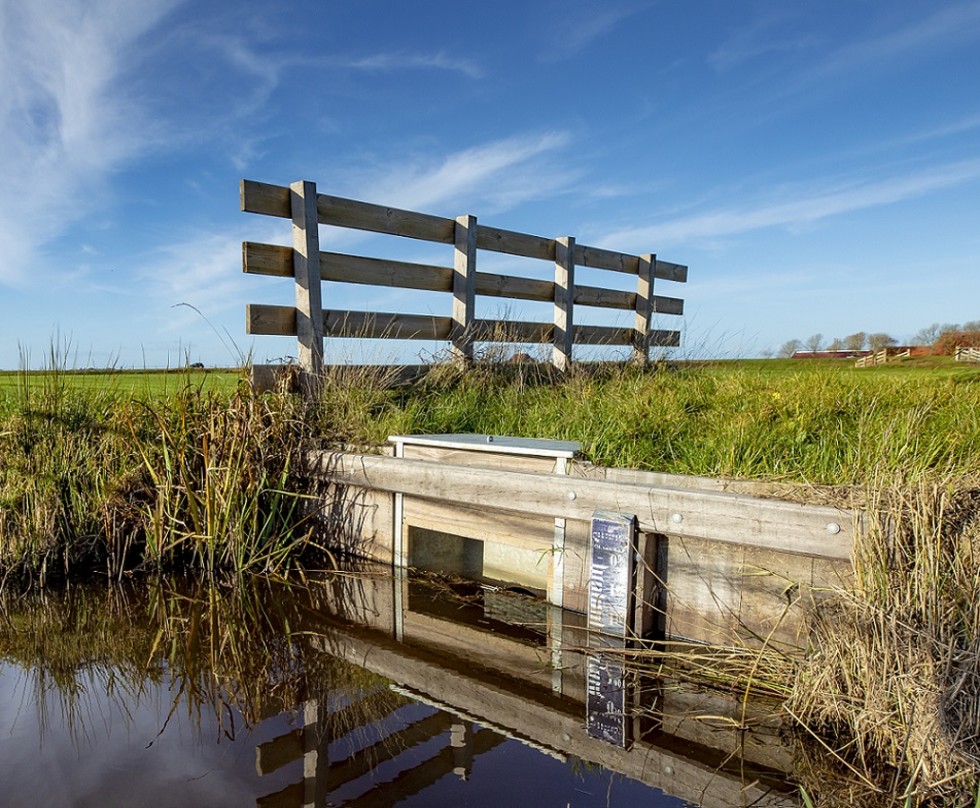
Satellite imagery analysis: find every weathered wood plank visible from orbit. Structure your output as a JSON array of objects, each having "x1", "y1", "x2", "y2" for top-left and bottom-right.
[
  {"x1": 573, "y1": 324, "x2": 632, "y2": 346},
  {"x1": 405, "y1": 499, "x2": 556, "y2": 549},
  {"x1": 401, "y1": 444, "x2": 559, "y2": 473},
  {"x1": 652, "y1": 294, "x2": 684, "y2": 315},
  {"x1": 241, "y1": 179, "x2": 290, "y2": 218},
  {"x1": 452, "y1": 215, "x2": 477, "y2": 363},
  {"x1": 313, "y1": 452, "x2": 854, "y2": 559},
  {"x1": 633, "y1": 254, "x2": 654, "y2": 363},
  {"x1": 574, "y1": 244, "x2": 638, "y2": 274},
  {"x1": 323, "y1": 310, "x2": 452, "y2": 340},
  {"x1": 575, "y1": 285, "x2": 634, "y2": 309},
  {"x1": 476, "y1": 225, "x2": 554, "y2": 259},
  {"x1": 292, "y1": 180, "x2": 324, "y2": 378},
  {"x1": 247, "y1": 303, "x2": 296, "y2": 336},
  {"x1": 474, "y1": 272, "x2": 554, "y2": 301},
  {"x1": 561, "y1": 288, "x2": 661, "y2": 314},
  {"x1": 321, "y1": 252, "x2": 452, "y2": 291},
  {"x1": 553, "y1": 236, "x2": 575, "y2": 371},
  {"x1": 241, "y1": 245, "x2": 683, "y2": 316},
  {"x1": 317, "y1": 194, "x2": 454, "y2": 243},
  {"x1": 574, "y1": 245, "x2": 688, "y2": 283},
  {"x1": 243, "y1": 241, "x2": 292, "y2": 276},
  {"x1": 471, "y1": 319, "x2": 551, "y2": 343},
  {"x1": 654, "y1": 260, "x2": 688, "y2": 283}
]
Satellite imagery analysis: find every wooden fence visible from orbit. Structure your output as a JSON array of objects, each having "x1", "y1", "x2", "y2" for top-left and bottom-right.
[
  {"x1": 955, "y1": 346, "x2": 980, "y2": 363},
  {"x1": 855, "y1": 347, "x2": 911, "y2": 367},
  {"x1": 241, "y1": 179, "x2": 687, "y2": 382}
]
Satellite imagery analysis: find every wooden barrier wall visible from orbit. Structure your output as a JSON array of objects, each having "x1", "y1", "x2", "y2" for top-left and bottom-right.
[
  {"x1": 240, "y1": 179, "x2": 687, "y2": 380},
  {"x1": 307, "y1": 445, "x2": 856, "y2": 649}
]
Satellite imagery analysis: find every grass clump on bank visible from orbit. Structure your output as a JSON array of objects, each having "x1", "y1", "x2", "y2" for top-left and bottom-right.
[
  {"x1": 787, "y1": 474, "x2": 980, "y2": 806},
  {"x1": 0, "y1": 368, "x2": 319, "y2": 586}
]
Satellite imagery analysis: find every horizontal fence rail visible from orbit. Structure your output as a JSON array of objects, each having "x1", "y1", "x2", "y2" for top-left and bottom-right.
[{"x1": 242, "y1": 179, "x2": 688, "y2": 382}]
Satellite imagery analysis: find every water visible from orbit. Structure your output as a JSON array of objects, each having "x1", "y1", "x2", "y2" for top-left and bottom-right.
[{"x1": 0, "y1": 570, "x2": 796, "y2": 807}]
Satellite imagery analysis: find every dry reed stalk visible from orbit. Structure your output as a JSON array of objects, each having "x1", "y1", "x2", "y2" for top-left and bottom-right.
[{"x1": 789, "y1": 473, "x2": 980, "y2": 805}]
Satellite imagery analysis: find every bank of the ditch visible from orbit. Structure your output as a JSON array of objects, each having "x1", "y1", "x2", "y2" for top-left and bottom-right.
[{"x1": 2, "y1": 359, "x2": 980, "y2": 804}]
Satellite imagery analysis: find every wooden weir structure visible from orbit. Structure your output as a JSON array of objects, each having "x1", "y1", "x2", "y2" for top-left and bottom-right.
[{"x1": 310, "y1": 434, "x2": 856, "y2": 650}]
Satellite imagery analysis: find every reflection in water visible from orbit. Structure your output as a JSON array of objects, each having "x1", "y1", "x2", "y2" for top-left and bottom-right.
[{"x1": 0, "y1": 569, "x2": 797, "y2": 807}]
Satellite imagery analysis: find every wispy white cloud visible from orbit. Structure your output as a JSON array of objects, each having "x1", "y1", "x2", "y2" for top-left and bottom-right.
[
  {"x1": 708, "y1": 12, "x2": 819, "y2": 72},
  {"x1": 540, "y1": 2, "x2": 654, "y2": 61},
  {"x1": 339, "y1": 51, "x2": 484, "y2": 79},
  {"x1": 337, "y1": 131, "x2": 576, "y2": 214},
  {"x1": 0, "y1": 0, "x2": 184, "y2": 287},
  {"x1": 600, "y1": 157, "x2": 980, "y2": 249},
  {"x1": 142, "y1": 221, "x2": 289, "y2": 328},
  {"x1": 782, "y1": 2, "x2": 980, "y2": 99}
]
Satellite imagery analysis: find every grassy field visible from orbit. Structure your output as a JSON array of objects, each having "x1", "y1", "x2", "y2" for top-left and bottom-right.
[
  {"x1": 2, "y1": 356, "x2": 980, "y2": 804},
  {"x1": 0, "y1": 367, "x2": 241, "y2": 397}
]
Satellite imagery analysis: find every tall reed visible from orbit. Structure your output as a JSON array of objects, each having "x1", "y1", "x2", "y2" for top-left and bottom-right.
[
  {"x1": 788, "y1": 472, "x2": 980, "y2": 806},
  {"x1": 0, "y1": 369, "x2": 319, "y2": 585}
]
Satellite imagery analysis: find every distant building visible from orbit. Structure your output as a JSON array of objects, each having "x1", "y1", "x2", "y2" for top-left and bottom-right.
[{"x1": 791, "y1": 350, "x2": 872, "y2": 360}]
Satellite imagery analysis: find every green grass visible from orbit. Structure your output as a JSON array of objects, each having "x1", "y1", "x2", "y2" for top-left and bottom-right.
[
  {"x1": 2, "y1": 357, "x2": 978, "y2": 586},
  {"x1": 312, "y1": 359, "x2": 980, "y2": 485},
  {"x1": 0, "y1": 367, "x2": 320, "y2": 585},
  {"x1": 0, "y1": 368, "x2": 241, "y2": 398}
]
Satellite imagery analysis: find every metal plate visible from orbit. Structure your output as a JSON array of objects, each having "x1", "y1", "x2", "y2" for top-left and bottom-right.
[
  {"x1": 586, "y1": 652, "x2": 628, "y2": 747},
  {"x1": 588, "y1": 511, "x2": 637, "y2": 637}
]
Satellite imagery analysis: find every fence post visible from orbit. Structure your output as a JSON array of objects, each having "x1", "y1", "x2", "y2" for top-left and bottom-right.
[
  {"x1": 291, "y1": 180, "x2": 324, "y2": 393},
  {"x1": 553, "y1": 236, "x2": 575, "y2": 371},
  {"x1": 452, "y1": 215, "x2": 477, "y2": 365},
  {"x1": 633, "y1": 254, "x2": 655, "y2": 364}
]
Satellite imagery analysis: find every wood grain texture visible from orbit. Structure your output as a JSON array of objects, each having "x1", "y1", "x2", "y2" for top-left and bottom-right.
[
  {"x1": 315, "y1": 452, "x2": 855, "y2": 559},
  {"x1": 243, "y1": 241, "x2": 292, "y2": 276},
  {"x1": 633, "y1": 254, "x2": 654, "y2": 363},
  {"x1": 452, "y1": 214, "x2": 478, "y2": 363},
  {"x1": 322, "y1": 252, "x2": 453, "y2": 290},
  {"x1": 291, "y1": 180, "x2": 324, "y2": 377},
  {"x1": 322, "y1": 310, "x2": 452, "y2": 340},
  {"x1": 317, "y1": 193, "x2": 454, "y2": 243},
  {"x1": 476, "y1": 225, "x2": 554, "y2": 259},
  {"x1": 241, "y1": 179, "x2": 290, "y2": 217},
  {"x1": 474, "y1": 272, "x2": 554, "y2": 301},
  {"x1": 247, "y1": 304, "x2": 296, "y2": 336},
  {"x1": 553, "y1": 236, "x2": 575, "y2": 371}
]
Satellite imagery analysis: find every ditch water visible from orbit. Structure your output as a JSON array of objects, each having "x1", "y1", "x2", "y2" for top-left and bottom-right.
[{"x1": 0, "y1": 567, "x2": 798, "y2": 807}]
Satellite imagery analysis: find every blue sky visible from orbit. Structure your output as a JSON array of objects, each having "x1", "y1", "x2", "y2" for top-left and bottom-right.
[{"x1": 2, "y1": 0, "x2": 980, "y2": 368}]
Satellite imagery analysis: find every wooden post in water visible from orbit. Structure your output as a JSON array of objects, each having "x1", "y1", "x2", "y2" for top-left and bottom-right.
[
  {"x1": 553, "y1": 236, "x2": 575, "y2": 371},
  {"x1": 633, "y1": 254, "x2": 655, "y2": 364},
  {"x1": 291, "y1": 180, "x2": 324, "y2": 395},
  {"x1": 451, "y1": 214, "x2": 477, "y2": 365}
]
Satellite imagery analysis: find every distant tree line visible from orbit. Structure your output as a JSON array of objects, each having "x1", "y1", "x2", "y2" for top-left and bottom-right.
[{"x1": 773, "y1": 321, "x2": 980, "y2": 359}]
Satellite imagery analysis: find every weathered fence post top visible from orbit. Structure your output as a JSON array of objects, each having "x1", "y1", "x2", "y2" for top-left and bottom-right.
[{"x1": 241, "y1": 178, "x2": 688, "y2": 392}]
